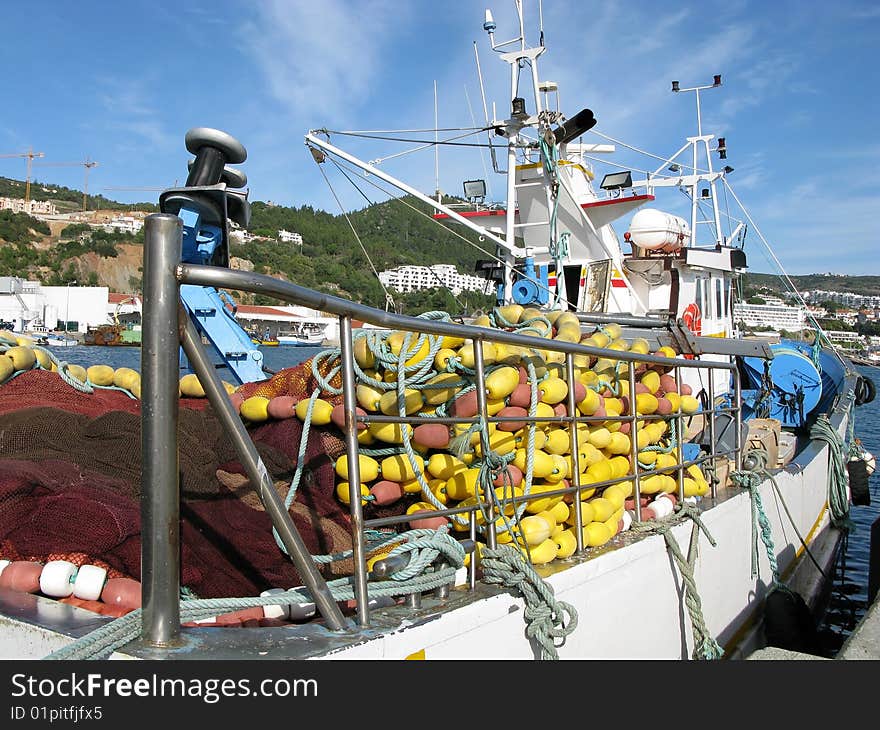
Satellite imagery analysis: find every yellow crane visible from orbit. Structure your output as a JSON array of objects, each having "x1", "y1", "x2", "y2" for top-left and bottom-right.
[
  {"x1": 33, "y1": 157, "x2": 99, "y2": 212},
  {"x1": 0, "y1": 147, "x2": 46, "y2": 205}
]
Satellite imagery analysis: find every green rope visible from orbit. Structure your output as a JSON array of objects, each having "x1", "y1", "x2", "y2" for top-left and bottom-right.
[
  {"x1": 630, "y1": 503, "x2": 723, "y2": 660},
  {"x1": 730, "y1": 450, "x2": 779, "y2": 582},
  {"x1": 809, "y1": 412, "x2": 854, "y2": 529},
  {"x1": 480, "y1": 544, "x2": 578, "y2": 660}
]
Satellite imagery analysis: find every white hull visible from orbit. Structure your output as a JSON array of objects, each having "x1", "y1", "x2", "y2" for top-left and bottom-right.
[
  {"x1": 325, "y1": 433, "x2": 842, "y2": 659},
  {"x1": 0, "y1": 404, "x2": 847, "y2": 660}
]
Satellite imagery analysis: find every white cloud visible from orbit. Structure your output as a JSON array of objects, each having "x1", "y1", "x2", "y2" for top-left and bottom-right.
[
  {"x1": 239, "y1": 0, "x2": 403, "y2": 124},
  {"x1": 96, "y1": 78, "x2": 172, "y2": 149}
]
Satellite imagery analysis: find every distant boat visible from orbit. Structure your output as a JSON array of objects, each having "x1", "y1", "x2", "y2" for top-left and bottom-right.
[
  {"x1": 45, "y1": 333, "x2": 77, "y2": 348},
  {"x1": 276, "y1": 321, "x2": 326, "y2": 346},
  {"x1": 248, "y1": 329, "x2": 280, "y2": 347}
]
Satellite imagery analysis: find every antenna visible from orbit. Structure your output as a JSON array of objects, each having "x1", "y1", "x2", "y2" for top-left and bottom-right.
[
  {"x1": 473, "y1": 40, "x2": 503, "y2": 174},
  {"x1": 638, "y1": 75, "x2": 726, "y2": 247},
  {"x1": 434, "y1": 80, "x2": 440, "y2": 202}
]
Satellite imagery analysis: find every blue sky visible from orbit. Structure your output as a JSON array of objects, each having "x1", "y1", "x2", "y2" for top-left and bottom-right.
[{"x1": 2, "y1": 0, "x2": 878, "y2": 275}]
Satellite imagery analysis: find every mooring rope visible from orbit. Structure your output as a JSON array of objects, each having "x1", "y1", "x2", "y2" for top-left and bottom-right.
[
  {"x1": 630, "y1": 502, "x2": 723, "y2": 660},
  {"x1": 480, "y1": 544, "x2": 578, "y2": 660}
]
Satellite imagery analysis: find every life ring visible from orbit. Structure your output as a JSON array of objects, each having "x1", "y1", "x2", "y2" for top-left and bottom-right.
[{"x1": 682, "y1": 302, "x2": 702, "y2": 336}]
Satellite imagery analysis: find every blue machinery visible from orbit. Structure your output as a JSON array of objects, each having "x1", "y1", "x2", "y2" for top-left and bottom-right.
[
  {"x1": 159, "y1": 128, "x2": 266, "y2": 384},
  {"x1": 739, "y1": 339, "x2": 846, "y2": 428}
]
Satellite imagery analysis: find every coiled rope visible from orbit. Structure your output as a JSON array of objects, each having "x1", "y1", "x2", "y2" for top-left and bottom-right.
[{"x1": 809, "y1": 412, "x2": 854, "y2": 529}]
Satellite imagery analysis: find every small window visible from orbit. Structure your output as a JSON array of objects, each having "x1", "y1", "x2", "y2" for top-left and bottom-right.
[
  {"x1": 695, "y1": 278, "x2": 704, "y2": 315},
  {"x1": 715, "y1": 278, "x2": 723, "y2": 319}
]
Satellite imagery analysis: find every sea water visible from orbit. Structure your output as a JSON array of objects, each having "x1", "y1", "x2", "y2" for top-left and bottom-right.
[{"x1": 41, "y1": 346, "x2": 880, "y2": 653}]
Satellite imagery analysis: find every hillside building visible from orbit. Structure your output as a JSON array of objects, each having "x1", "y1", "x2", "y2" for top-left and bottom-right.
[
  {"x1": 733, "y1": 300, "x2": 807, "y2": 333},
  {"x1": 379, "y1": 264, "x2": 493, "y2": 296},
  {"x1": 0, "y1": 197, "x2": 58, "y2": 215}
]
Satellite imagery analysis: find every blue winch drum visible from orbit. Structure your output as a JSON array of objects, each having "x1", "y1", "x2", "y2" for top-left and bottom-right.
[{"x1": 742, "y1": 342, "x2": 823, "y2": 427}]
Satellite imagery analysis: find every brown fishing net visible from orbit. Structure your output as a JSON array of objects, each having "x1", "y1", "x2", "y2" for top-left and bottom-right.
[{"x1": 0, "y1": 365, "x2": 408, "y2": 600}]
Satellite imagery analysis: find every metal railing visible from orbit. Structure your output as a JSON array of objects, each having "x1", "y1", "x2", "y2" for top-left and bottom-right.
[{"x1": 140, "y1": 212, "x2": 742, "y2": 645}]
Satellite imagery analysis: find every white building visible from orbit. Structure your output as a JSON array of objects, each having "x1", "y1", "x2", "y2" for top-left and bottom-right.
[
  {"x1": 804, "y1": 289, "x2": 880, "y2": 309},
  {"x1": 102, "y1": 215, "x2": 143, "y2": 235},
  {"x1": 278, "y1": 229, "x2": 303, "y2": 246},
  {"x1": 0, "y1": 277, "x2": 111, "y2": 333},
  {"x1": 733, "y1": 301, "x2": 807, "y2": 332},
  {"x1": 0, "y1": 197, "x2": 58, "y2": 215},
  {"x1": 824, "y1": 330, "x2": 865, "y2": 345},
  {"x1": 379, "y1": 264, "x2": 493, "y2": 296}
]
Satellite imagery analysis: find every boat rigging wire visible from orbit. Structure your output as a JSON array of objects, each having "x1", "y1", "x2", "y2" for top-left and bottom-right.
[
  {"x1": 332, "y1": 126, "x2": 489, "y2": 135},
  {"x1": 721, "y1": 178, "x2": 849, "y2": 370},
  {"x1": 589, "y1": 129, "x2": 715, "y2": 176},
  {"x1": 314, "y1": 158, "x2": 397, "y2": 310},
  {"x1": 312, "y1": 148, "x2": 576, "y2": 310}
]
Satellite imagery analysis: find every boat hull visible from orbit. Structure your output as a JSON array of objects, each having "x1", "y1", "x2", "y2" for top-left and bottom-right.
[{"x1": 0, "y1": 387, "x2": 851, "y2": 660}]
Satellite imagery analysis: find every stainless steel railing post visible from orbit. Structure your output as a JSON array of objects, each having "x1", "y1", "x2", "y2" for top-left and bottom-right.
[
  {"x1": 627, "y1": 361, "x2": 643, "y2": 522},
  {"x1": 675, "y1": 368, "x2": 685, "y2": 502},
  {"x1": 339, "y1": 314, "x2": 370, "y2": 627},
  {"x1": 472, "y1": 340, "x2": 496, "y2": 549},
  {"x1": 734, "y1": 367, "x2": 743, "y2": 471},
  {"x1": 141, "y1": 213, "x2": 183, "y2": 646},
  {"x1": 180, "y1": 317, "x2": 348, "y2": 631},
  {"x1": 708, "y1": 368, "x2": 717, "y2": 498},
  {"x1": 566, "y1": 353, "x2": 585, "y2": 551}
]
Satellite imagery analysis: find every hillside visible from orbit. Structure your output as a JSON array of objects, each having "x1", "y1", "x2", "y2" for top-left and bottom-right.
[
  {"x1": 0, "y1": 176, "x2": 157, "y2": 214},
  {"x1": 3, "y1": 174, "x2": 877, "y2": 314},
  {"x1": 742, "y1": 273, "x2": 880, "y2": 298},
  {"x1": 0, "y1": 178, "x2": 495, "y2": 314}
]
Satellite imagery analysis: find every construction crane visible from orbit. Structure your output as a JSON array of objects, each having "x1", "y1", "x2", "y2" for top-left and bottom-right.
[
  {"x1": 33, "y1": 157, "x2": 99, "y2": 212},
  {"x1": 0, "y1": 147, "x2": 46, "y2": 205}
]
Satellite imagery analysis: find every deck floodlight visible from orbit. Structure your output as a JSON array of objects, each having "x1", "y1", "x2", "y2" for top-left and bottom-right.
[
  {"x1": 701, "y1": 188, "x2": 711, "y2": 198},
  {"x1": 713, "y1": 74, "x2": 722, "y2": 86},
  {"x1": 600, "y1": 170, "x2": 633, "y2": 191},
  {"x1": 668, "y1": 163, "x2": 682, "y2": 172},
  {"x1": 723, "y1": 165, "x2": 734, "y2": 174},
  {"x1": 552, "y1": 108, "x2": 597, "y2": 145},
  {"x1": 717, "y1": 137, "x2": 727, "y2": 159},
  {"x1": 672, "y1": 81, "x2": 680, "y2": 92},
  {"x1": 511, "y1": 96, "x2": 527, "y2": 119},
  {"x1": 463, "y1": 179, "x2": 487, "y2": 201}
]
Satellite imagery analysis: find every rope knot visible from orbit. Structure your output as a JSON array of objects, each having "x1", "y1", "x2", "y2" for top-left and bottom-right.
[{"x1": 481, "y1": 544, "x2": 578, "y2": 659}]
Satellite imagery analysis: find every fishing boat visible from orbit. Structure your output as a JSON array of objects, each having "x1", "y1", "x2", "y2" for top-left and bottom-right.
[
  {"x1": 276, "y1": 320, "x2": 328, "y2": 346},
  {"x1": 0, "y1": 2, "x2": 876, "y2": 662},
  {"x1": 44, "y1": 332, "x2": 77, "y2": 348}
]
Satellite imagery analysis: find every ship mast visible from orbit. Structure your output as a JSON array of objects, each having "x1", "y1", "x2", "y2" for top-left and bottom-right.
[{"x1": 635, "y1": 75, "x2": 733, "y2": 248}]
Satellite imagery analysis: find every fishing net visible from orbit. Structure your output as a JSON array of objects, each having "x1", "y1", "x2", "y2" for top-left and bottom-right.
[{"x1": 0, "y1": 364, "x2": 409, "y2": 600}]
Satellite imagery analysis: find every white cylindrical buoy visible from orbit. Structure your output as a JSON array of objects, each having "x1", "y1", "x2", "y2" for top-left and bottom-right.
[
  {"x1": 628, "y1": 208, "x2": 691, "y2": 252},
  {"x1": 39, "y1": 560, "x2": 77, "y2": 598},
  {"x1": 260, "y1": 588, "x2": 290, "y2": 620},
  {"x1": 286, "y1": 586, "x2": 317, "y2": 621},
  {"x1": 73, "y1": 564, "x2": 108, "y2": 602},
  {"x1": 864, "y1": 451, "x2": 876, "y2": 476},
  {"x1": 650, "y1": 495, "x2": 674, "y2": 519}
]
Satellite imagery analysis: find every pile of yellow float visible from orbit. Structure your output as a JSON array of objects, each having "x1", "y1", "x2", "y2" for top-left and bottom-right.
[
  {"x1": 0, "y1": 331, "x2": 240, "y2": 400},
  {"x1": 2, "y1": 306, "x2": 714, "y2": 570},
  {"x1": 235, "y1": 305, "x2": 711, "y2": 568}
]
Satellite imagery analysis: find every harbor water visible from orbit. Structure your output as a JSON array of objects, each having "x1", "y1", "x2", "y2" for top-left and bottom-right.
[{"x1": 43, "y1": 346, "x2": 880, "y2": 655}]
